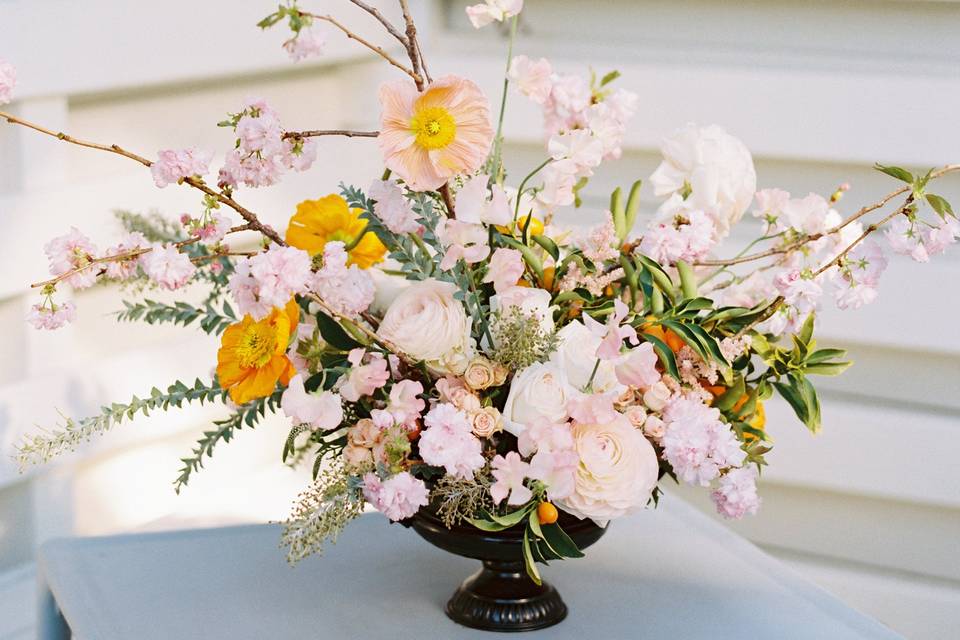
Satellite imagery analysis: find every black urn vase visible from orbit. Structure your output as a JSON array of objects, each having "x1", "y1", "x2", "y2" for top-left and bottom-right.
[{"x1": 406, "y1": 507, "x2": 607, "y2": 632}]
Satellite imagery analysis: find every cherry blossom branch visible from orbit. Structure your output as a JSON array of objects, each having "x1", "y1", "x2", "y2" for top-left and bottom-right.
[
  {"x1": 302, "y1": 11, "x2": 420, "y2": 84},
  {"x1": 695, "y1": 164, "x2": 960, "y2": 268},
  {"x1": 398, "y1": 0, "x2": 425, "y2": 91},
  {"x1": 733, "y1": 195, "x2": 917, "y2": 338},
  {"x1": 282, "y1": 129, "x2": 379, "y2": 139},
  {"x1": 347, "y1": 0, "x2": 409, "y2": 45},
  {"x1": 29, "y1": 224, "x2": 254, "y2": 289},
  {"x1": 0, "y1": 110, "x2": 286, "y2": 246}
]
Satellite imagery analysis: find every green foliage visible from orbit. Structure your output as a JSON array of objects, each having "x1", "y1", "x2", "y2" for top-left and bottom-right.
[
  {"x1": 114, "y1": 209, "x2": 186, "y2": 243},
  {"x1": 115, "y1": 299, "x2": 238, "y2": 335},
  {"x1": 280, "y1": 459, "x2": 366, "y2": 565},
  {"x1": 174, "y1": 390, "x2": 283, "y2": 493},
  {"x1": 341, "y1": 183, "x2": 438, "y2": 280},
  {"x1": 926, "y1": 193, "x2": 954, "y2": 218},
  {"x1": 16, "y1": 379, "x2": 225, "y2": 469},
  {"x1": 752, "y1": 315, "x2": 850, "y2": 433},
  {"x1": 874, "y1": 163, "x2": 914, "y2": 184}
]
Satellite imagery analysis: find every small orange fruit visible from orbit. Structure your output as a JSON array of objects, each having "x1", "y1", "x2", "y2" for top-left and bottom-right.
[{"x1": 537, "y1": 501, "x2": 559, "y2": 525}]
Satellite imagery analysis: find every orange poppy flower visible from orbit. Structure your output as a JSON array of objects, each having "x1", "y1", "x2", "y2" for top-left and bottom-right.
[
  {"x1": 216, "y1": 299, "x2": 299, "y2": 404},
  {"x1": 285, "y1": 194, "x2": 386, "y2": 269}
]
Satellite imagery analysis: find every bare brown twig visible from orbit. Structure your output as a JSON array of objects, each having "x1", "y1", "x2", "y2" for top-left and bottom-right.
[
  {"x1": 398, "y1": 0, "x2": 425, "y2": 91},
  {"x1": 306, "y1": 12, "x2": 420, "y2": 83},
  {"x1": 347, "y1": 0, "x2": 409, "y2": 45},
  {"x1": 282, "y1": 129, "x2": 379, "y2": 140}
]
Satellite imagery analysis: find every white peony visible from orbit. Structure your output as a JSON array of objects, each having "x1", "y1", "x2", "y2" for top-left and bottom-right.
[
  {"x1": 550, "y1": 320, "x2": 621, "y2": 393},
  {"x1": 557, "y1": 414, "x2": 660, "y2": 525},
  {"x1": 502, "y1": 362, "x2": 574, "y2": 435},
  {"x1": 377, "y1": 279, "x2": 474, "y2": 375},
  {"x1": 649, "y1": 123, "x2": 756, "y2": 240}
]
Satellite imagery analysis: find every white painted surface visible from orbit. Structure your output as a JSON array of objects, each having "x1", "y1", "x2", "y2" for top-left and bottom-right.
[{"x1": 0, "y1": 1, "x2": 958, "y2": 638}]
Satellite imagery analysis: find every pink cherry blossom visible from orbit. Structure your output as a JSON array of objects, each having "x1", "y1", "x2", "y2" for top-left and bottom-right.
[
  {"x1": 0, "y1": 59, "x2": 16, "y2": 104},
  {"x1": 150, "y1": 148, "x2": 213, "y2": 188},
  {"x1": 711, "y1": 466, "x2": 761, "y2": 519},
  {"x1": 44, "y1": 227, "x2": 99, "y2": 289},
  {"x1": 465, "y1": 0, "x2": 523, "y2": 28},
  {"x1": 752, "y1": 188, "x2": 790, "y2": 233},
  {"x1": 27, "y1": 301, "x2": 77, "y2": 330},
  {"x1": 281, "y1": 374, "x2": 344, "y2": 430},
  {"x1": 236, "y1": 112, "x2": 283, "y2": 155},
  {"x1": 773, "y1": 269, "x2": 822, "y2": 314},
  {"x1": 419, "y1": 402, "x2": 484, "y2": 479},
  {"x1": 312, "y1": 241, "x2": 375, "y2": 318},
  {"x1": 454, "y1": 175, "x2": 512, "y2": 226},
  {"x1": 885, "y1": 217, "x2": 931, "y2": 262},
  {"x1": 615, "y1": 342, "x2": 661, "y2": 389},
  {"x1": 283, "y1": 28, "x2": 325, "y2": 62},
  {"x1": 218, "y1": 148, "x2": 284, "y2": 188},
  {"x1": 834, "y1": 239, "x2": 887, "y2": 310},
  {"x1": 483, "y1": 247, "x2": 524, "y2": 293},
  {"x1": 103, "y1": 232, "x2": 148, "y2": 280},
  {"x1": 661, "y1": 395, "x2": 745, "y2": 486},
  {"x1": 490, "y1": 451, "x2": 533, "y2": 505},
  {"x1": 141, "y1": 244, "x2": 197, "y2": 291},
  {"x1": 368, "y1": 179, "x2": 421, "y2": 234},
  {"x1": 782, "y1": 193, "x2": 836, "y2": 236},
  {"x1": 640, "y1": 195, "x2": 718, "y2": 265},
  {"x1": 508, "y1": 55, "x2": 553, "y2": 104},
  {"x1": 387, "y1": 379, "x2": 425, "y2": 426},
  {"x1": 281, "y1": 137, "x2": 318, "y2": 172},
  {"x1": 228, "y1": 245, "x2": 311, "y2": 317},
  {"x1": 362, "y1": 471, "x2": 429, "y2": 521},
  {"x1": 338, "y1": 349, "x2": 390, "y2": 402},
  {"x1": 436, "y1": 219, "x2": 490, "y2": 269},
  {"x1": 924, "y1": 217, "x2": 960, "y2": 256}
]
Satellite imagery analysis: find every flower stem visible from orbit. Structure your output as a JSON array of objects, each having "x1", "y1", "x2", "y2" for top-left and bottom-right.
[
  {"x1": 491, "y1": 15, "x2": 519, "y2": 185},
  {"x1": 464, "y1": 263, "x2": 494, "y2": 346},
  {"x1": 585, "y1": 357, "x2": 601, "y2": 392},
  {"x1": 513, "y1": 158, "x2": 553, "y2": 224}
]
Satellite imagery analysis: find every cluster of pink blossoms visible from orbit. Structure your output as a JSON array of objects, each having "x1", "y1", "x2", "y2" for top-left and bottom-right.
[
  {"x1": 436, "y1": 175, "x2": 513, "y2": 269},
  {"x1": 151, "y1": 148, "x2": 213, "y2": 188},
  {"x1": 27, "y1": 301, "x2": 77, "y2": 331},
  {"x1": 660, "y1": 395, "x2": 747, "y2": 487},
  {"x1": 218, "y1": 98, "x2": 317, "y2": 189},
  {"x1": 419, "y1": 403, "x2": 485, "y2": 479},
  {"x1": 368, "y1": 179, "x2": 422, "y2": 235},
  {"x1": 228, "y1": 245, "x2": 312, "y2": 319},
  {"x1": 311, "y1": 242, "x2": 376, "y2": 318},
  {"x1": 465, "y1": 0, "x2": 523, "y2": 28},
  {"x1": 508, "y1": 55, "x2": 638, "y2": 214},
  {"x1": 0, "y1": 58, "x2": 16, "y2": 104},
  {"x1": 361, "y1": 471, "x2": 429, "y2": 522},
  {"x1": 282, "y1": 28, "x2": 325, "y2": 62}
]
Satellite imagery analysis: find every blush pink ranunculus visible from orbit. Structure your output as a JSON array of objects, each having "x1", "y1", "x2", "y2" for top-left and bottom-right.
[{"x1": 378, "y1": 75, "x2": 494, "y2": 192}]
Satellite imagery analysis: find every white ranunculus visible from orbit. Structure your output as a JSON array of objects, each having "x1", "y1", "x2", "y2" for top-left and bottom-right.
[
  {"x1": 377, "y1": 279, "x2": 474, "y2": 375},
  {"x1": 502, "y1": 362, "x2": 574, "y2": 435},
  {"x1": 368, "y1": 259, "x2": 413, "y2": 315},
  {"x1": 649, "y1": 123, "x2": 756, "y2": 239},
  {"x1": 550, "y1": 321, "x2": 622, "y2": 393},
  {"x1": 557, "y1": 414, "x2": 659, "y2": 525}
]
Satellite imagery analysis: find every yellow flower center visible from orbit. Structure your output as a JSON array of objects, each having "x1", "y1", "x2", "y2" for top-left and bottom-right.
[
  {"x1": 236, "y1": 322, "x2": 277, "y2": 369},
  {"x1": 411, "y1": 105, "x2": 456, "y2": 150}
]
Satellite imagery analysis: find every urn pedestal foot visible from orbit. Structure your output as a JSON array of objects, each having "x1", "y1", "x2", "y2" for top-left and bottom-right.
[{"x1": 444, "y1": 560, "x2": 567, "y2": 632}]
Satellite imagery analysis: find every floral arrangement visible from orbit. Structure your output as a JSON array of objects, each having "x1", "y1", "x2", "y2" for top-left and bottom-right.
[{"x1": 6, "y1": 1, "x2": 958, "y2": 583}]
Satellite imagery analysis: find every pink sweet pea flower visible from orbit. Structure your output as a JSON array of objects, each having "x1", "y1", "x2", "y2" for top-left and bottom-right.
[
  {"x1": 615, "y1": 342, "x2": 661, "y2": 389},
  {"x1": 490, "y1": 451, "x2": 533, "y2": 505},
  {"x1": 338, "y1": 349, "x2": 390, "y2": 402},
  {"x1": 508, "y1": 55, "x2": 553, "y2": 104},
  {"x1": 387, "y1": 379, "x2": 425, "y2": 426},
  {"x1": 582, "y1": 299, "x2": 637, "y2": 361},
  {"x1": 436, "y1": 219, "x2": 490, "y2": 269},
  {"x1": 483, "y1": 247, "x2": 524, "y2": 293},
  {"x1": 466, "y1": 0, "x2": 523, "y2": 28},
  {"x1": 281, "y1": 375, "x2": 344, "y2": 430},
  {"x1": 455, "y1": 174, "x2": 512, "y2": 226}
]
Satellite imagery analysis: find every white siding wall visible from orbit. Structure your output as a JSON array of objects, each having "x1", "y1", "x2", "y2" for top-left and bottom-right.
[{"x1": 1, "y1": 1, "x2": 958, "y2": 637}]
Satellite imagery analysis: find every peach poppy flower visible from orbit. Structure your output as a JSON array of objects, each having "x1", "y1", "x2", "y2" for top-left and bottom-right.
[{"x1": 378, "y1": 75, "x2": 494, "y2": 192}]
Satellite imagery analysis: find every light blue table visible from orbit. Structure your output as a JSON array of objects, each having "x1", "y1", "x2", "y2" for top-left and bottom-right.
[{"x1": 36, "y1": 497, "x2": 902, "y2": 639}]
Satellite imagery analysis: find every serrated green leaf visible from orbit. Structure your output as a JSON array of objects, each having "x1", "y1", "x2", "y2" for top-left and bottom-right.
[{"x1": 926, "y1": 193, "x2": 954, "y2": 219}]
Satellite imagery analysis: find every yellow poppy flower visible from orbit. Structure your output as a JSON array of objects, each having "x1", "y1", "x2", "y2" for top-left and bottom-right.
[
  {"x1": 216, "y1": 299, "x2": 299, "y2": 405},
  {"x1": 285, "y1": 194, "x2": 386, "y2": 269}
]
